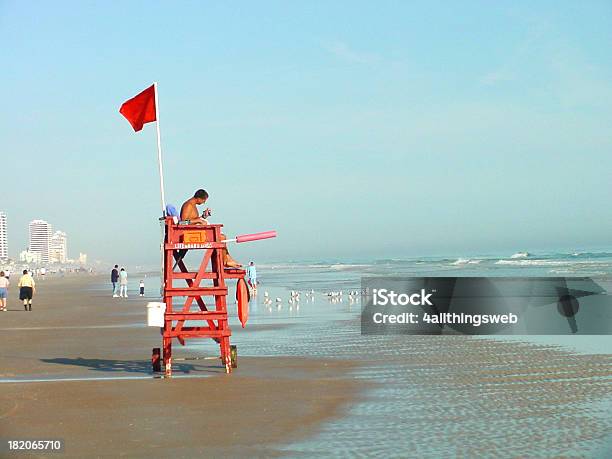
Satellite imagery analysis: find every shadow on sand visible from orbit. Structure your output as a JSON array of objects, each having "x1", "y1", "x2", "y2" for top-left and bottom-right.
[{"x1": 40, "y1": 357, "x2": 221, "y2": 374}]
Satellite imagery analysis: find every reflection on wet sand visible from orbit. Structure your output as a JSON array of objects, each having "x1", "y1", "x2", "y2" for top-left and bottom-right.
[{"x1": 234, "y1": 309, "x2": 612, "y2": 457}]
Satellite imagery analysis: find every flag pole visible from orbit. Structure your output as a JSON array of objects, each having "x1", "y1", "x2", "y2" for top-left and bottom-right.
[
  {"x1": 153, "y1": 82, "x2": 167, "y2": 299},
  {"x1": 153, "y1": 82, "x2": 166, "y2": 216}
]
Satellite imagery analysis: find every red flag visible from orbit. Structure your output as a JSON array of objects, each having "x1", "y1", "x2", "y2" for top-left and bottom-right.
[{"x1": 119, "y1": 84, "x2": 156, "y2": 132}]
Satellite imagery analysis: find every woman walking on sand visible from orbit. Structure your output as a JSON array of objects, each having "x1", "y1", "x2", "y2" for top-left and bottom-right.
[
  {"x1": 119, "y1": 267, "x2": 128, "y2": 298},
  {"x1": 0, "y1": 271, "x2": 9, "y2": 311}
]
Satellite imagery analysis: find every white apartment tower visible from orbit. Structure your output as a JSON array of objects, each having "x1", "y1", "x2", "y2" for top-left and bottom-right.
[
  {"x1": 29, "y1": 219, "x2": 52, "y2": 264},
  {"x1": 49, "y1": 231, "x2": 68, "y2": 264},
  {"x1": 0, "y1": 212, "x2": 7, "y2": 261}
]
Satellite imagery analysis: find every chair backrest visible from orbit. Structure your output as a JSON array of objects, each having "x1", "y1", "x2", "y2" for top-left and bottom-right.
[{"x1": 165, "y1": 204, "x2": 179, "y2": 217}]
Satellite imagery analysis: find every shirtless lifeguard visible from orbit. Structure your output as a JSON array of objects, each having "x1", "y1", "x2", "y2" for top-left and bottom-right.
[{"x1": 180, "y1": 189, "x2": 242, "y2": 268}]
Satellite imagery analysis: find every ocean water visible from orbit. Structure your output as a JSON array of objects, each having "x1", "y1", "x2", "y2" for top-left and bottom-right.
[
  {"x1": 257, "y1": 250, "x2": 612, "y2": 292},
  {"x1": 99, "y1": 250, "x2": 612, "y2": 296},
  {"x1": 131, "y1": 249, "x2": 612, "y2": 353}
]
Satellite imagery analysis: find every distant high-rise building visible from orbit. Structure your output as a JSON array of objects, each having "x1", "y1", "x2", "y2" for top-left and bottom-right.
[
  {"x1": 78, "y1": 252, "x2": 87, "y2": 265},
  {"x1": 28, "y1": 219, "x2": 52, "y2": 264},
  {"x1": 49, "y1": 231, "x2": 68, "y2": 264},
  {"x1": 0, "y1": 212, "x2": 7, "y2": 261}
]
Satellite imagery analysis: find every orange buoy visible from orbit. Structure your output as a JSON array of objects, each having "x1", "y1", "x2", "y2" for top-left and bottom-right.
[{"x1": 236, "y1": 278, "x2": 250, "y2": 328}]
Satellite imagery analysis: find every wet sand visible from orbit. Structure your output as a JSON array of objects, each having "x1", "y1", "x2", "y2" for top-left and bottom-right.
[
  {"x1": 0, "y1": 275, "x2": 360, "y2": 457},
  {"x1": 1, "y1": 274, "x2": 611, "y2": 457}
]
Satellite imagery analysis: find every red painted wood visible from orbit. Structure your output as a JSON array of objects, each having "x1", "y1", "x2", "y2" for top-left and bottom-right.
[{"x1": 159, "y1": 217, "x2": 247, "y2": 375}]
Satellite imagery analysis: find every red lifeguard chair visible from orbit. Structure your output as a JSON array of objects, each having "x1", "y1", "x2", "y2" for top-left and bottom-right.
[{"x1": 153, "y1": 217, "x2": 247, "y2": 375}]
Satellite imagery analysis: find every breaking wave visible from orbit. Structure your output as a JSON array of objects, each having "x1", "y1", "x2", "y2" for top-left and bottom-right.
[
  {"x1": 495, "y1": 259, "x2": 601, "y2": 267},
  {"x1": 452, "y1": 258, "x2": 482, "y2": 265}
]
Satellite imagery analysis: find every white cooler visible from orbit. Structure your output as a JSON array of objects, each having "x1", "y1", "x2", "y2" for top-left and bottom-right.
[{"x1": 146, "y1": 302, "x2": 166, "y2": 327}]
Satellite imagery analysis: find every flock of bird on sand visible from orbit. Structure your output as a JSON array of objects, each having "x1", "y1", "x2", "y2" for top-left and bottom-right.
[{"x1": 259, "y1": 289, "x2": 361, "y2": 309}]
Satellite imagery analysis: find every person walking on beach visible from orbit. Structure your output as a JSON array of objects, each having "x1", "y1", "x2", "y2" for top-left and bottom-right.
[
  {"x1": 246, "y1": 261, "x2": 257, "y2": 291},
  {"x1": 119, "y1": 267, "x2": 128, "y2": 298},
  {"x1": 0, "y1": 271, "x2": 9, "y2": 312},
  {"x1": 111, "y1": 265, "x2": 119, "y2": 297},
  {"x1": 18, "y1": 269, "x2": 35, "y2": 311},
  {"x1": 139, "y1": 279, "x2": 145, "y2": 297}
]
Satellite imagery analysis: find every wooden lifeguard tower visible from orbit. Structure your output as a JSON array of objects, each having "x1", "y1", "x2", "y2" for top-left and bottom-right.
[{"x1": 153, "y1": 218, "x2": 248, "y2": 375}]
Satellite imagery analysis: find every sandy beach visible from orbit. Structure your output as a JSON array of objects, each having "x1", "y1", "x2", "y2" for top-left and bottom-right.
[
  {"x1": 1, "y1": 272, "x2": 611, "y2": 457},
  {"x1": 0, "y1": 274, "x2": 360, "y2": 457}
]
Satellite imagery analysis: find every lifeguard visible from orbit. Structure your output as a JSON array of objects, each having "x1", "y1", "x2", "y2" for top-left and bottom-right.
[{"x1": 180, "y1": 189, "x2": 242, "y2": 268}]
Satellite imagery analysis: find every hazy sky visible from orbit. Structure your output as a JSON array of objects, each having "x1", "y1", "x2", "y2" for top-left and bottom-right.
[{"x1": 2, "y1": 1, "x2": 612, "y2": 264}]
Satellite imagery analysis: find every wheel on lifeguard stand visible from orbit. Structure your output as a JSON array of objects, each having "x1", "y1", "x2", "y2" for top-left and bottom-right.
[
  {"x1": 221, "y1": 345, "x2": 237, "y2": 373},
  {"x1": 152, "y1": 348, "x2": 161, "y2": 372},
  {"x1": 230, "y1": 345, "x2": 238, "y2": 368}
]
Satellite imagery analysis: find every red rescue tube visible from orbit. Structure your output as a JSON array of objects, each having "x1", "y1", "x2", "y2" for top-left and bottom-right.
[
  {"x1": 236, "y1": 278, "x2": 250, "y2": 328},
  {"x1": 236, "y1": 230, "x2": 277, "y2": 243}
]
